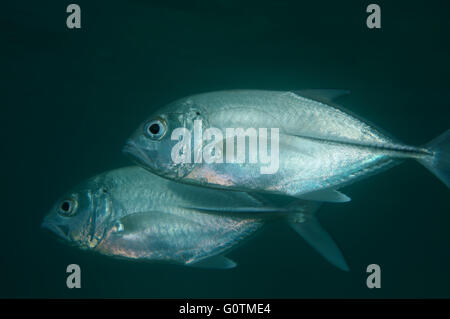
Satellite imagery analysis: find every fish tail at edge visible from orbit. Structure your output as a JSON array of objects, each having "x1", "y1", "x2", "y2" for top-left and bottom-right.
[{"x1": 418, "y1": 129, "x2": 450, "y2": 188}]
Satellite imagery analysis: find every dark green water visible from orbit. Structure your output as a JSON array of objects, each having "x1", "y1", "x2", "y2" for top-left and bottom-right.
[{"x1": 2, "y1": 0, "x2": 449, "y2": 298}]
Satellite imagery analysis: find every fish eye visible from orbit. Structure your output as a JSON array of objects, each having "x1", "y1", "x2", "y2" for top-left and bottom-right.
[
  {"x1": 144, "y1": 118, "x2": 166, "y2": 140},
  {"x1": 58, "y1": 198, "x2": 77, "y2": 216}
]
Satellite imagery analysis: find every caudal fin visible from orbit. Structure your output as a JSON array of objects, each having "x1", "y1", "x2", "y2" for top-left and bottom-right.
[{"x1": 418, "y1": 130, "x2": 450, "y2": 188}]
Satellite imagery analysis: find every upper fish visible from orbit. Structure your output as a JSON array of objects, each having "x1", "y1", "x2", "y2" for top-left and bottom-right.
[{"x1": 124, "y1": 90, "x2": 449, "y2": 202}]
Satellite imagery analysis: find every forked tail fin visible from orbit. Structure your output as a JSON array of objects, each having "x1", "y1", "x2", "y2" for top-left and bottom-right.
[{"x1": 418, "y1": 130, "x2": 450, "y2": 188}]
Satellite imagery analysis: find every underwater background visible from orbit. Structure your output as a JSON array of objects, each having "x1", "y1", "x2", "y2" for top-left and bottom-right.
[{"x1": 2, "y1": 0, "x2": 450, "y2": 298}]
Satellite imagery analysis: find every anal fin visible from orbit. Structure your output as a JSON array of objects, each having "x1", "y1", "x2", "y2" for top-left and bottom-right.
[
  {"x1": 288, "y1": 215, "x2": 349, "y2": 271},
  {"x1": 296, "y1": 189, "x2": 351, "y2": 203},
  {"x1": 188, "y1": 255, "x2": 237, "y2": 270}
]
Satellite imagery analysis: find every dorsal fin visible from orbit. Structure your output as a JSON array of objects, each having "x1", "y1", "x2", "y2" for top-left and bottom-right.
[{"x1": 293, "y1": 89, "x2": 350, "y2": 104}]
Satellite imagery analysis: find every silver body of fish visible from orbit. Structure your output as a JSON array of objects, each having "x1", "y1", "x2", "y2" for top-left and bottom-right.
[
  {"x1": 124, "y1": 90, "x2": 449, "y2": 202},
  {"x1": 42, "y1": 166, "x2": 346, "y2": 269}
]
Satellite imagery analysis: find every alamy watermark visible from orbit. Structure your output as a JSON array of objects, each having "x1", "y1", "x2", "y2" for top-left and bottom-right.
[
  {"x1": 66, "y1": 264, "x2": 81, "y2": 288},
  {"x1": 170, "y1": 120, "x2": 280, "y2": 174}
]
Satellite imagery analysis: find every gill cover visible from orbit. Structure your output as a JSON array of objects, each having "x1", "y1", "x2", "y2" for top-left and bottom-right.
[
  {"x1": 162, "y1": 107, "x2": 210, "y2": 180},
  {"x1": 84, "y1": 182, "x2": 114, "y2": 249}
]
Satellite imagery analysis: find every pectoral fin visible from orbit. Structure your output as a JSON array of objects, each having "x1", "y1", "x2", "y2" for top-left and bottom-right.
[
  {"x1": 296, "y1": 189, "x2": 351, "y2": 203},
  {"x1": 288, "y1": 216, "x2": 349, "y2": 271},
  {"x1": 181, "y1": 205, "x2": 286, "y2": 215},
  {"x1": 115, "y1": 211, "x2": 182, "y2": 234},
  {"x1": 188, "y1": 255, "x2": 237, "y2": 269}
]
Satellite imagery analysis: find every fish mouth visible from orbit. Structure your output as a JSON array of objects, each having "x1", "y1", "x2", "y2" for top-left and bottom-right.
[
  {"x1": 122, "y1": 140, "x2": 153, "y2": 167},
  {"x1": 122, "y1": 139, "x2": 137, "y2": 156},
  {"x1": 41, "y1": 220, "x2": 71, "y2": 241}
]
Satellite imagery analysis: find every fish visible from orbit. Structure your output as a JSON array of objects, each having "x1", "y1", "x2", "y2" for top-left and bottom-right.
[
  {"x1": 124, "y1": 90, "x2": 449, "y2": 203},
  {"x1": 41, "y1": 166, "x2": 349, "y2": 270}
]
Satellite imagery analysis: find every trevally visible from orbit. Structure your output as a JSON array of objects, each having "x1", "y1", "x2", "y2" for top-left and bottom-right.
[
  {"x1": 124, "y1": 90, "x2": 449, "y2": 203},
  {"x1": 41, "y1": 166, "x2": 348, "y2": 270}
]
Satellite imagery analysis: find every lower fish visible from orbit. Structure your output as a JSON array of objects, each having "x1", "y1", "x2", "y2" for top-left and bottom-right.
[{"x1": 42, "y1": 166, "x2": 347, "y2": 270}]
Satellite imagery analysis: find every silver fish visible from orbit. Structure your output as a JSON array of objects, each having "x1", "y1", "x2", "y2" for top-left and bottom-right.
[
  {"x1": 42, "y1": 166, "x2": 347, "y2": 270},
  {"x1": 124, "y1": 90, "x2": 449, "y2": 202}
]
